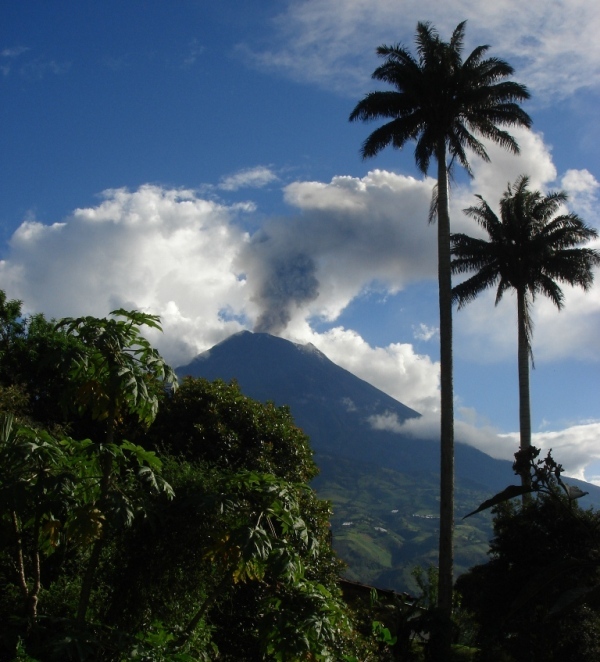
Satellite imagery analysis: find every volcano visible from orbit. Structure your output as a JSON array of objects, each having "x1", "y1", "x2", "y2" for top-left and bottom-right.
[{"x1": 177, "y1": 331, "x2": 600, "y2": 590}]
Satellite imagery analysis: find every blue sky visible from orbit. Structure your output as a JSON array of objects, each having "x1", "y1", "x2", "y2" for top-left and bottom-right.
[{"x1": 2, "y1": 1, "x2": 599, "y2": 483}]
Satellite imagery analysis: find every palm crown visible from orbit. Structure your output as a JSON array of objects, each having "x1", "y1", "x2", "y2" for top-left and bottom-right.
[
  {"x1": 349, "y1": 21, "x2": 532, "y2": 174},
  {"x1": 452, "y1": 175, "x2": 600, "y2": 356}
]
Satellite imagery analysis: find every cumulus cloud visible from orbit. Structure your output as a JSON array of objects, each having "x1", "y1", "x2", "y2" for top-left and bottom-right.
[
  {"x1": 561, "y1": 169, "x2": 600, "y2": 222},
  {"x1": 1, "y1": 131, "x2": 596, "y2": 380},
  {"x1": 501, "y1": 422, "x2": 600, "y2": 484},
  {"x1": 0, "y1": 172, "x2": 443, "y2": 411},
  {"x1": 0, "y1": 135, "x2": 597, "y2": 481},
  {"x1": 379, "y1": 409, "x2": 515, "y2": 458},
  {"x1": 449, "y1": 126, "x2": 558, "y2": 228},
  {"x1": 368, "y1": 407, "x2": 600, "y2": 483},
  {"x1": 244, "y1": 0, "x2": 600, "y2": 101},
  {"x1": 0, "y1": 185, "x2": 251, "y2": 367},
  {"x1": 2, "y1": 129, "x2": 597, "y2": 376}
]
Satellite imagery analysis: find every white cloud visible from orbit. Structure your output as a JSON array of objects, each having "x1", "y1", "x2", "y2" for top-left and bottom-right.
[
  {"x1": 245, "y1": 0, "x2": 600, "y2": 101},
  {"x1": 1, "y1": 46, "x2": 30, "y2": 75},
  {"x1": 413, "y1": 323, "x2": 438, "y2": 342},
  {"x1": 499, "y1": 422, "x2": 600, "y2": 483},
  {"x1": 450, "y1": 127, "x2": 558, "y2": 228},
  {"x1": 2, "y1": 129, "x2": 596, "y2": 376},
  {"x1": 368, "y1": 407, "x2": 600, "y2": 484},
  {"x1": 0, "y1": 165, "x2": 598, "y2": 484},
  {"x1": 452, "y1": 127, "x2": 600, "y2": 364},
  {"x1": 219, "y1": 166, "x2": 279, "y2": 191},
  {"x1": 0, "y1": 185, "x2": 251, "y2": 367},
  {"x1": 368, "y1": 411, "x2": 406, "y2": 433},
  {"x1": 0, "y1": 177, "x2": 440, "y2": 409},
  {"x1": 288, "y1": 325, "x2": 440, "y2": 414},
  {"x1": 561, "y1": 169, "x2": 600, "y2": 222}
]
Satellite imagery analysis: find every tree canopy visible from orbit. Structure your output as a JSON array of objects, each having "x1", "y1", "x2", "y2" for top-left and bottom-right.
[{"x1": 0, "y1": 295, "x2": 364, "y2": 661}]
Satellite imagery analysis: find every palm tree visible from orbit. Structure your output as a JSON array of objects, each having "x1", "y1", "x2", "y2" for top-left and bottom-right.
[
  {"x1": 349, "y1": 21, "x2": 531, "y2": 640},
  {"x1": 452, "y1": 175, "x2": 600, "y2": 486}
]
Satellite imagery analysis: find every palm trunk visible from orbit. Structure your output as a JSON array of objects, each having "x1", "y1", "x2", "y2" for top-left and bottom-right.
[
  {"x1": 434, "y1": 141, "x2": 455, "y2": 656},
  {"x1": 517, "y1": 288, "x2": 532, "y2": 492}
]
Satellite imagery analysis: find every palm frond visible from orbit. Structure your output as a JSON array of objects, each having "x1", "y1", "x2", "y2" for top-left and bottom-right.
[
  {"x1": 413, "y1": 128, "x2": 436, "y2": 174},
  {"x1": 359, "y1": 115, "x2": 421, "y2": 159},
  {"x1": 452, "y1": 265, "x2": 500, "y2": 308},
  {"x1": 428, "y1": 183, "x2": 438, "y2": 224},
  {"x1": 351, "y1": 21, "x2": 531, "y2": 183},
  {"x1": 534, "y1": 274, "x2": 564, "y2": 310},
  {"x1": 349, "y1": 91, "x2": 403, "y2": 122},
  {"x1": 450, "y1": 124, "x2": 488, "y2": 170},
  {"x1": 462, "y1": 43, "x2": 490, "y2": 68},
  {"x1": 415, "y1": 22, "x2": 439, "y2": 63}
]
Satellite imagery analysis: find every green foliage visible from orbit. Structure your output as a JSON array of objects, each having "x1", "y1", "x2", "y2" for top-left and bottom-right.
[
  {"x1": 0, "y1": 410, "x2": 174, "y2": 653},
  {"x1": 464, "y1": 446, "x2": 590, "y2": 519},
  {"x1": 457, "y1": 474, "x2": 600, "y2": 661},
  {"x1": 341, "y1": 566, "x2": 477, "y2": 661},
  {"x1": 57, "y1": 309, "x2": 178, "y2": 427},
  {"x1": 147, "y1": 376, "x2": 316, "y2": 483},
  {"x1": 313, "y1": 455, "x2": 493, "y2": 591},
  {"x1": 372, "y1": 620, "x2": 398, "y2": 646},
  {"x1": 0, "y1": 293, "x2": 82, "y2": 426},
  {"x1": 105, "y1": 394, "x2": 352, "y2": 660},
  {"x1": 261, "y1": 580, "x2": 353, "y2": 661},
  {"x1": 0, "y1": 290, "x2": 360, "y2": 660},
  {"x1": 127, "y1": 621, "x2": 216, "y2": 662}
]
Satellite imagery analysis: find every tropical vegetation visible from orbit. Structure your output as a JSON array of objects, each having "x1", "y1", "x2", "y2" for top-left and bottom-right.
[
  {"x1": 451, "y1": 176, "x2": 600, "y2": 486},
  {"x1": 457, "y1": 447, "x2": 600, "y2": 661},
  {"x1": 0, "y1": 294, "x2": 367, "y2": 661},
  {"x1": 4, "y1": 16, "x2": 600, "y2": 662},
  {"x1": 349, "y1": 20, "x2": 532, "y2": 650}
]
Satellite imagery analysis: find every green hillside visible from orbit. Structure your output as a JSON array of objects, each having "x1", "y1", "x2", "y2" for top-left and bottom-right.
[{"x1": 313, "y1": 454, "x2": 493, "y2": 593}]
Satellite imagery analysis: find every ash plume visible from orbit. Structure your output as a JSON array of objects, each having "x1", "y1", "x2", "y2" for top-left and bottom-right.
[{"x1": 253, "y1": 252, "x2": 319, "y2": 334}]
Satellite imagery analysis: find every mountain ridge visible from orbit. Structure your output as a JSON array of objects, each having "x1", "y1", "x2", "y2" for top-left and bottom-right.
[{"x1": 180, "y1": 331, "x2": 514, "y2": 492}]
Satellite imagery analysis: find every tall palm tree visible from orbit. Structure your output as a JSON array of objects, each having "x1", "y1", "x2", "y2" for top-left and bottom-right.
[
  {"x1": 349, "y1": 21, "x2": 531, "y2": 639},
  {"x1": 452, "y1": 175, "x2": 600, "y2": 487}
]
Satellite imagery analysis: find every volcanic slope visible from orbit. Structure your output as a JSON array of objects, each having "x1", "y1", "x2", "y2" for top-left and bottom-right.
[{"x1": 177, "y1": 331, "x2": 600, "y2": 590}]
